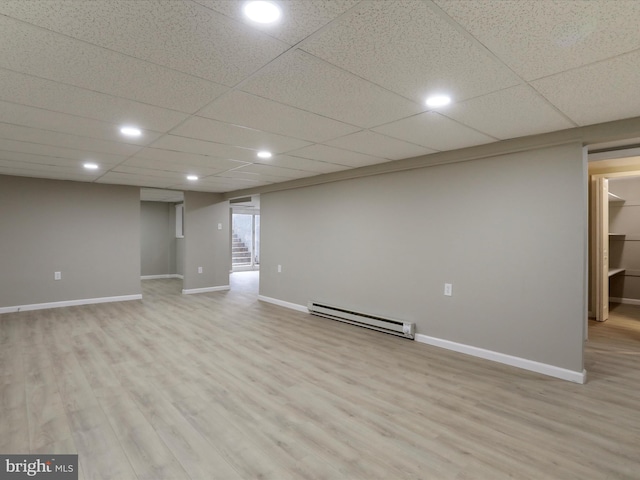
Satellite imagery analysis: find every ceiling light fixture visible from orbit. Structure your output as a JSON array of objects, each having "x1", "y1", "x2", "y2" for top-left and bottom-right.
[
  {"x1": 425, "y1": 94, "x2": 452, "y2": 108},
  {"x1": 257, "y1": 151, "x2": 272, "y2": 159},
  {"x1": 83, "y1": 163, "x2": 99, "y2": 170},
  {"x1": 120, "y1": 126, "x2": 142, "y2": 137},
  {"x1": 186, "y1": 175, "x2": 199, "y2": 181},
  {"x1": 243, "y1": 1, "x2": 281, "y2": 24}
]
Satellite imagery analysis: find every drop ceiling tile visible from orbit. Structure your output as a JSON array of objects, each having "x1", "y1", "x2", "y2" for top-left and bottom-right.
[
  {"x1": 435, "y1": 0, "x2": 640, "y2": 80},
  {"x1": 232, "y1": 163, "x2": 317, "y2": 179},
  {"x1": 151, "y1": 135, "x2": 264, "y2": 163},
  {"x1": 260, "y1": 155, "x2": 350, "y2": 174},
  {"x1": 96, "y1": 172, "x2": 175, "y2": 188},
  {"x1": 171, "y1": 117, "x2": 311, "y2": 153},
  {"x1": 0, "y1": 69, "x2": 189, "y2": 132},
  {"x1": 0, "y1": 165, "x2": 100, "y2": 182},
  {"x1": 0, "y1": 158, "x2": 101, "y2": 178},
  {"x1": 195, "y1": 0, "x2": 360, "y2": 45},
  {"x1": 0, "y1": 15, "x2": 227, "y2": 112},
  {"x1": 198, "y1": 91, "x2": 360, "y2": 143},
  {"x1": 241, "y1": 49, "x2": 424, "y2": 128},
  {"x1": 0, "y1": 139, "x2": 127, "y2": 166},
  {"x1": 531, "y1": 51, "x2": 640, "y2": 126},
  {"x1": 325, "y1": 131, "x2": 435, "y2": 160},
  {"x1": 214, "y1": 171, "x2": 288, "y2": 184},
  {"x1": 0, "y1": 0, "x2": 288, "y2": 86},
  {"x1": 0, "y1": 101, "x2": 161, "y2": 146},
  {"x1": 444, "y1": 85, "x2": 575, "y2": 139},
  {"x1": 123, "y1": 158, "x2": 226, "y2": 176},
  {"x1": 0, "y1": 123, "x2": 142, "y2": 157},
  {"x1": 0, "y1": 150, "x2": 96, "y2": 169},
  {"x1": 302, "y1": 0, "x2": 519, "y2": 103},
  {"x1": 112, "y1": 166, "x2": 197, "y2": 181},
  {"x1": 373, "y1": 112, "x2": 495, "y2": 151},
  {"x1": 131, "y1": 148, "x2": 248, "y2": 171},
  {"x1": 288, "y1": 144, "x2": 388, "y2": 168}
]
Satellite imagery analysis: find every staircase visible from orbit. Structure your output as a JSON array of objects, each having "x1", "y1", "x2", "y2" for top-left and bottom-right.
[{"x1": 232, "y1": 232, "x2": 252, "y2": 266}]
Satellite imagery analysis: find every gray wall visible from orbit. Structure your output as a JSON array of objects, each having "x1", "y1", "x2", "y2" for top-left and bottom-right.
[
  {"x1": 260, "y1": 142, "x2": 586, "y2": 372},
  {"x1": 0, "y1": 175, "x2": 141, "y2": 307},
  {"x1": 140, "y1": 201, "x2": 171, "y2": 277},
  {"x1": 608, "y1": 177, "x2": 640, "y2": 300},
  {"x1": 183, "y1": 192, "x2": 230, "y2": 290}
]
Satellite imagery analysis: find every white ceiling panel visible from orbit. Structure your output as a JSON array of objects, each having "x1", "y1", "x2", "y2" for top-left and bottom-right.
[
  {"x1": 198, "y1": 90, "x2": 360, "y2": 143},
  {"x1": 0, "y1": 123, "x2": 142, "y2": 157},
  {"x1": 0, "y1": 150, "x2": 99, "y2": 169},
  {"x1": 373, "y1": 112, "x2": 495, "y2": 151},
  {"x1": 0, "y1": 165, "x2": 102, "y2": 182},
  {"x1": 259, "y1": 155, "x2": 351, "y2": 174},
  {"x1": 122, "y1": 157, "x2": 229, "y2": 177},
  {"x1": 171, "y1": 116, "x2": 311, "y2": 153},
  {"x1": 325, "y1": 131, "x2": 435, "y2": 160},
  {"x1": 532, "y1": 51, "x2": 640, "y2": 127},
  {"x1": 0, "y1": 69, "x2": 189, "y2": 132},
  {"x1": 0, "y1": 158, "x2": 101, "y2": 177},
  {"x1": 444, "y1": 85, "x2": 576, "y2": 140},
  {"x1": 0, "y1": 1, "x2": 639, "y2": 194},
  {"x1": 195, "y1": 0, "x2": 360, "y2": 46},
  {"x1": 435, "y1": 0, "x2": 640, "y2": 81},
  {"x1": 232, "y1": 163, "x2": 317, "y2": 179},
  {"x1": 0, "y1": 101, "x2": 160, "y2": 146},
  {"x1": 289, "y1": 144, "x2": 388, "y2": 168},
  {"x1": 0, "y1": 0, "x2": 288, "y2": 86},
  {"x1": 0, "y1": 139, "x2": 127, "y2": 166},
  {"x1": 303, "y1": 0, "x2": 519, "y2": 103},
  {"x1": 96, "y1": 172, "x2": 177, "y2": 188},
  {"x1": 131, "y1": 148, "x2": 248, "y2": 171},
  {"x1": 241, "y1": 49, "x2": 424, "y2": 128},
  {"x1": 0, "y1": 15, "x2": 227, "y2": 113},
  {"x1": 151, "y1": 135, "x2": 266, "y2": 163}
]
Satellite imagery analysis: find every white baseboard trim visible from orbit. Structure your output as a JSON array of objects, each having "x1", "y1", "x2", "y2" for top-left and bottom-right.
[
  {"x1": 414, "y1": 333, "x2": 586, "y2": 384},
  {"x1": 182, "y1": 285, "x2": 230, "y2": 295},
  {"x1": 258, "y1": 295, "x2": 308, "y2": 313},
  {"x1": 0, "y1": 294, "x2": 142, "y2": 314},
  {"x1": 141, "y1": 274, "x2": 183, "y2": 280},
  {"x1": 609, "y1": 297, "x2": 640, "y2": 306}
]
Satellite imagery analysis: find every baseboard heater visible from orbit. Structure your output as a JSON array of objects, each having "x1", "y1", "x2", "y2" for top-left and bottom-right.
[{"x1": 308, "y1": 301, "x2": 415, "y2": 339}]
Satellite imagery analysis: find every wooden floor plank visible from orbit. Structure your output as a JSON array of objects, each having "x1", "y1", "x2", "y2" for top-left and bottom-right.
[{"x1": 1, "y1": 275, "x2": 640, "y2": 479}]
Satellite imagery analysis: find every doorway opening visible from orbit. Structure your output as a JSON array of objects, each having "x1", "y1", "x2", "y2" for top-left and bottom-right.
[{"x1": 229, "y1": 195, "x2": 260, "y2": 296}]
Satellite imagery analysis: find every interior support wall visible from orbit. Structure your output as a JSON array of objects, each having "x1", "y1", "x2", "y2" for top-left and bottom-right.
[{"x1": 260, "y1": 142, "x2": 586, "y2": 376}]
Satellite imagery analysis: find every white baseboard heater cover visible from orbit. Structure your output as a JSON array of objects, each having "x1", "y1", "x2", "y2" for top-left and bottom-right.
[{"x1": 308, "y1": 301, "x2": 415, "y2": 339}]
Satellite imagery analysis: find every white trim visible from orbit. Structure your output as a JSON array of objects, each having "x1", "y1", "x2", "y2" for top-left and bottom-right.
[
  {"x1": 258, "y1": 295, "x2": 308, "y2": 313},
  {"x1": 141, "y1": 274, "x2": 183, "y2": 280},
  {"x1": 609, "y1": 297, "x2": 640, "y2": 306},
  {"x1": 0, "y1": 294, "x2": 142, "y2": 314},
  {"x1": 414, "y1": 334, "x2": 587, "y2": 384},
  {"x1": 182, "y1": 285, "x2": 230, "y2": 295}
]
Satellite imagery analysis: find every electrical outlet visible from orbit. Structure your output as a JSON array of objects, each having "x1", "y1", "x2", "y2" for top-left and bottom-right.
[
  {"x1": 218, "y1": 223, "x2": 222, "y2": 230},
  {"x1": 54, "y1": 271, "x2": 61, "y2": 280},
  {"x1": 277, "y1": 265, "x2": 282, "y2": 273},
  {"x1": 198, "y1": 267, "x2": 203, "y2": 274},
  {"x1": 444, "y1": 283, "x2": 452, "y2": 296}
]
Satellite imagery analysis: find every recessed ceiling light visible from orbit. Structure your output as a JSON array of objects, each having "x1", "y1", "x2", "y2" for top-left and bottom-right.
[
  {"x1": 83, "y1": 163, "x2": 99, "y2": 170},
  {"x1": 120, "y1": 126, "x2": 142, "y2": 137},
  {"x1": 186, "y1": 175, "x2": 199, "y2": 181},
  {"x1": 425, "y1": 94, "x2": 452, "y2": 108},
  {"x1": 257, "y1": 151, "x2": 272, "y2": 159},
  {"x1": 243, "y1": 1, "x2": 281, "y2": 24}
]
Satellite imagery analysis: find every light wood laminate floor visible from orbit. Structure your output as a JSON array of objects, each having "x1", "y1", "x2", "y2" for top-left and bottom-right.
[{"x1": 1, "y1": 275, "x2": 639, "y2": 479}]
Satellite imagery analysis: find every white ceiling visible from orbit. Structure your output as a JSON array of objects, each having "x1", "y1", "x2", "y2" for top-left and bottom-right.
[{"x1": 0, "y1": 0, "x2": 639, "y2": 194}]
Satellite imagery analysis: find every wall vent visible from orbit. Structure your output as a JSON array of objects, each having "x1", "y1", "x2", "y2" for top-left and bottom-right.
[{"x1": 308, "y1": 301, "x2": 415, "y2": 339}]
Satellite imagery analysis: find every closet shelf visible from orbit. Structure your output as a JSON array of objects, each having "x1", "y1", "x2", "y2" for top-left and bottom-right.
[
  {"x1": 608, "y1": 192, "x2": 625, "y2": 203},
  {"x1": 609, "y1": 268, "x2": 625, "y2": 277}
]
